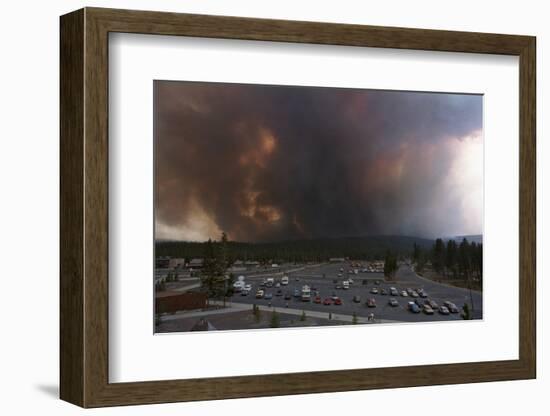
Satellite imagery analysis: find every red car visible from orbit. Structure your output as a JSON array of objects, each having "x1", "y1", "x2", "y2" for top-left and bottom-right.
[
  {"x1": 313, "y1": 296, "x2": 322, "y2": 304},
  {"x1": 366, "y1": 298, "x2": 377, "y2": 308},
  {"x1": 333, "y1": 297, "x2": 343, "y2": 305},
  {"x1": 323, "y1": 298, "x2": 332, "y2": 305}
]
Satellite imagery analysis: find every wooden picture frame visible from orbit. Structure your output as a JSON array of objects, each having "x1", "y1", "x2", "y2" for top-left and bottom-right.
[{"x1": 60, "y1": 7, "x2": 536, "y2": 408}]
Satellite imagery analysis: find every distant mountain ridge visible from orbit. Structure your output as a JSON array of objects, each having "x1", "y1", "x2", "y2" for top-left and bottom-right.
[{"x1": 444, "y1": 234, "x2": 483, "y2": 244}]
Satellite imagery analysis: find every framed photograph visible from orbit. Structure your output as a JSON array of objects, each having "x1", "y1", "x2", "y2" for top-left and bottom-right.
[{"x1": 60, "y1": 7, "x2": 536, "y2": 408}]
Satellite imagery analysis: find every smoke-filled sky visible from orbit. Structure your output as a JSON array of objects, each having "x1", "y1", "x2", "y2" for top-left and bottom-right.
[{"x1": 155, "y1": 81, "x2": 483, "y2": 242}]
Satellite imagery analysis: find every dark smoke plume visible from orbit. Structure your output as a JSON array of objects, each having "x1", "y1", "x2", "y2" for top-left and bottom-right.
[{"x1": 155, "y1": 81, "x2": 482, "y2": 242}]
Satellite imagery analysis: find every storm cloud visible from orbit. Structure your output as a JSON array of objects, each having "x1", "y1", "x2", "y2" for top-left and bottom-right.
[{"x1": 154, "y1": 81, "x2": 482, "y2": 242}]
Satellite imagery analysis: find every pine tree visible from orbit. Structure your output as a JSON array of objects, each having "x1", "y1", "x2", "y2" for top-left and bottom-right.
[
  {"x1": 384, "y1": 250, "x2": 398, "y2": 279},
  {"x1": 200, "y1": 235, "x2": 229, "y2": 306},
  {"x1": 432, "y1": 238, "x2": 446, "y2": 274},
  {"x1": 458, "y1": 238, "x2": 471, "y2": 280},
  {"x1": 445, "y1": 240, "x2": 458, "y2": 278},
  {"x1": 412, "y1": 243, "x2": 421, "y2": 263}
]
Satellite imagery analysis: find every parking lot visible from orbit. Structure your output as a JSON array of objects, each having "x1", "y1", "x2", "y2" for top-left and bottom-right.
[{"x1": 227, "y1": 262, "x2": 482, "y2": 323}]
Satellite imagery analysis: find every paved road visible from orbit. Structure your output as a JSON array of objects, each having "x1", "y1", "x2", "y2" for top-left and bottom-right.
[
  {"x1": 225, "y1": 263, "x2": 482, "y2": 322},
  {"x1": 161, "y1": 300, "x2": 395, "y2": 325}
]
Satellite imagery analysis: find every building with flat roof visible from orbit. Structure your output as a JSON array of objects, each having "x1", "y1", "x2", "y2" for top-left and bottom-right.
[
  {"x1": 188, "y1": 258, "x2": 204, "y2": 269},
  {"x1": 155, "y1": 256, "x2": 170, "y2": 268}
]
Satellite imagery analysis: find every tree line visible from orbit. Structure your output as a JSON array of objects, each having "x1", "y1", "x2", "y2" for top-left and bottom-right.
[
  {"x1": 413, "y1": 237, "x2": 483, "y2": 283},
  {"x1": 156, "y1": 235, "x2": 433, "y2": 264}
]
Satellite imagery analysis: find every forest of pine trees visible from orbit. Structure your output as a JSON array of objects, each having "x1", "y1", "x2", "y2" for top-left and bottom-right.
[
  {"x1": 413, "y1": 237, "x2": 483, "y2": 286},
  {"x1": 156, "y1": 235, "x2": 433, "y2": 264}
]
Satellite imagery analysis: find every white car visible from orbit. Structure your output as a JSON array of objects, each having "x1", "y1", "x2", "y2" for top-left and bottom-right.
[{"x1": 400, "y1": 290, "x2": 408, "y2": 297}]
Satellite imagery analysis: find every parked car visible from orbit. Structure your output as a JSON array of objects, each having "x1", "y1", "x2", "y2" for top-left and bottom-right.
[
  {"x1": 293, "y1": 289, "x2": 301, "y2": 297},
  {"x1": 411, "y1": 291, "x2": 419, "y2": 298},
  {"x1": 314, "y1": 296, "x2": 322, "y2": 304},
  {"x1": 423, "y1": 304, "x2": 434, "y2": 315},
  {"x1": 408, "y1": 301, "x2": 420, "y2": 313},
  {"x1": 333, "y1": 297, "x2": 343, "y2": 305},
  {"x1": 264, "y1": 293, "x2": 273, "y2": 300},
  {"x1": 420, "y1": 291, "x2": 428, "y2": 298},
  {"x1": 366, "y1": 298, "x2": 376, "y2": 308},
  {"x1": 370, "y1": 288, "x2": 379, "y2": 294},
  {"x1": 390, "y1": 287, "x2": 398, "y2": 296},
  {"x1": 256, "y1": 290, "x2": 264, "y2": 299},
  {"x1": 426, "y1": 299, "x2": 438, "y2": 309},
  {"x1": 284, "y1": 293, "x2": 291, "y2": 300},
  {"x1": 388, "y1": 298, "x2": 399, "y2": 307},
  {"x1": 401, "y1": 290, "x2": 408, "y2": 297},
  {"x1": 374, "y1": 280, "x2": 380, "y2": 285},
  {"x1": 353, "y1": 295, "x2": 361, "y2": 303},
  {"x1": 380, "y1": 288, "x2": 388, "y2": 295},
  {"x1": 439, "y1": 305, "x2": 450, "y2": 315},
  {"x1": 444, "y1": 301, "x2": 459, "y2": 313},
  {"x1": 323, "y1": 298, "x2": 332, "y2": 305},
  {"x1": 415, "y1": 298, "x2": 424, "y2": 307}
]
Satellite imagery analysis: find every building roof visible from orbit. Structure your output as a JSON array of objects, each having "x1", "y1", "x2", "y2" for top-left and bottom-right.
[{"x1": 155, "y1": 290, "x2": 182, "y2": 299}]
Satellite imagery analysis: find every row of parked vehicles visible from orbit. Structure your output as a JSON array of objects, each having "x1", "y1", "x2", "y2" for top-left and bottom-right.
[
  {"x1": 406, "y1": 300, "x2": 460, "y2": 315},
  {"x1": 253, "y1": 284, "x2": 347, "y2": 306},
  {"x1": 233, "y1": 274, "x2": 292, "y2": 295},
  {"x1": 363, "y1": 285, "x2": 460, "y2": 315}
]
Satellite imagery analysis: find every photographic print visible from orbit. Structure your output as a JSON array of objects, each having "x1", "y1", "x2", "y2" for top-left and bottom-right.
[{"x1": 154, "y1": 81, "x2": 483, "y2": 333}]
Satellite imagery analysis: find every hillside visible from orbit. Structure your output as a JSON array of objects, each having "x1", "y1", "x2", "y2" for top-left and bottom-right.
[{"x1": 445, "y1": 234, "x2": 483, "y2": 244}]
